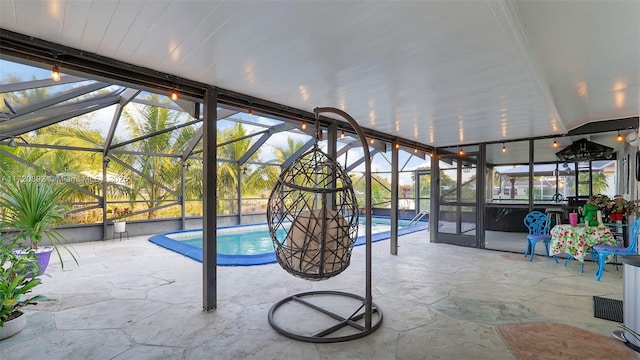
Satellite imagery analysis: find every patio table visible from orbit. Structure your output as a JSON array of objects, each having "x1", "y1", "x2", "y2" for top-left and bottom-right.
[{"x1": 550, "y1": 224, "x2": 616, "y2": 262}]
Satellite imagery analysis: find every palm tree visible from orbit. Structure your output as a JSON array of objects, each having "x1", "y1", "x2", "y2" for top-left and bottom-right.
[
  {"x1": 574, "y1": 171, "x2": 609, "y2": 196},
  {"x1": 1, "y1": 74, "x2": 114, "y2": 224},
  {"x1": 592, "y1": 172, "x2": 609, "y2": 195},
  {"x1": 216, "y1": 123, "x2": 246, "y2": 213},
  {"x1": 122, "y1": 97, "x2": 190, "y2": 218},
  {"x1": 1, "y1": 117, "x2": 111, "y2": 226},
  {"x1": 0, "y1": 146, "x2": 21, "y2": 174},
  {"x1": 22, "y1": 119, "x2": 105, "y2": 192},
  {"x1": 216, "y1": 123, "x2": 278, "y2": 213},
  {"x1": 253, "y1": 136, "x2": 307, "y2": 195},
  {"x1": 273, "y1": 137, "x2": 306, "y2": 164},
  {"x1": 351, "y1": 173, "x2": 392, "y2": 208}
]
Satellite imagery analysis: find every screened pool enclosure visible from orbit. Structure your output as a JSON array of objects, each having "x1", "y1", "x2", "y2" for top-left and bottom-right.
[{"x1": 0, "y1": 58, "x2": 432, "y2": 242}]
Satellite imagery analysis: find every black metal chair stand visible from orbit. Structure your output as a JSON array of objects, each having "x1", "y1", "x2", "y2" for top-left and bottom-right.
[{"x1": 267, "y1": 290, "x2": 383, "y2": 343}]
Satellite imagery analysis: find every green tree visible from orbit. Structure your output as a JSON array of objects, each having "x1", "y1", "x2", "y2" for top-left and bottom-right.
[
  {"x1": 351, "y1": 173, "x2": 392, "y2": 208},
  {"x1": 216, "y1": 123, "x2": 276, "y2": 213},
  {"x1": 265, "y1": 136, "x2": 308, "y2": 196},
  {"x1": 122, "y1": 98, "x2": 191, "y2": 218},
  {"x1": 578, "y1": 171, "x2": 609, "y2": 195},
  {"x1": 273, "y1": 137, "x2": 306, "y2": 163},
  {"x1": 439, "y1": 170, "x2": 458, "y2": 202}
]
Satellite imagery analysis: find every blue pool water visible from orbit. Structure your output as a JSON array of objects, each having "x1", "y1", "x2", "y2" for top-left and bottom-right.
[
  {"x1": 181, "y1": 228, "x2": 286, "y2": 255},
  {"x1": 181, "y1": 222, "x2": 397, "y2": 256},
  {"x1": 149, "y1": 216, "x2": 427, "y2": 266}
]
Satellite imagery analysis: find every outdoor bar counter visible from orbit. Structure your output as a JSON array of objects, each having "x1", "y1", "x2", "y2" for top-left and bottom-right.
[{"x1": 485, "y1": 200, "x2": 580, "y2": 232}]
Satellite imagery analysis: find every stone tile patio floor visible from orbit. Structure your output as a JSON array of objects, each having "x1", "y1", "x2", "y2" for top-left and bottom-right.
[{"x1": 1, "y1": 230, "x2": 637, "y2": 359}]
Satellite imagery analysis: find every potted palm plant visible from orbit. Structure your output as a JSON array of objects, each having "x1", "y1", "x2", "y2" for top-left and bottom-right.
[
  {"x1": 0, "y1": 242, "x2": 47, "y2": 340},
  {"x1": 0, "y1": 171, "x2": 78, "y2": 273}
]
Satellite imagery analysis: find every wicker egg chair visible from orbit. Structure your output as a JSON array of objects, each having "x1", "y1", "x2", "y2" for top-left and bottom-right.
[
  {"x1": 266, "y1": 107, "x2": 383, "y2": 343},
  {"x1": 267, "y1": 144, "x2": 359, "y2": 280}
]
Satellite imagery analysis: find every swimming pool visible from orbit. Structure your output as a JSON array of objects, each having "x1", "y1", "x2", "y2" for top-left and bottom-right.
[{"x1": 148, "y1": 216, "x2": 427, "y2": 266}]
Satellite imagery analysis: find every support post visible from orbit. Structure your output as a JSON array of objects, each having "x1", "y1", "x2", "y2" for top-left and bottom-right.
[
  {"x1": 203, "y1": 88, "x2": 217, "y2": 311},
  {"x1": 102, "y1": 156, "x2": 109, "y2": 240},
  {"x1": 431, "y1": 149, "x2": 439, "y2": 242},
  {"x1": 528, "y1": 139, "x2": 534, "y2": 212},
  {"x1": 477, "y1": 143, "x2": 486, "y2": 249},
  {"x1": 237, "y1": 163, "x2": 242, "y2": 224},
  {"x1": 390, "y1": 141, "x2": 399, "y2": 255},
  {"x1": 181, "y1": 161, "x2": 187, "y2": 230}
]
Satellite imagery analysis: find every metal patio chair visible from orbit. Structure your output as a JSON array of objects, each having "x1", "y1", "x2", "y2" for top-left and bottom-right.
[{"x1": 523, "y1": 211, "x2": 557, "y2": 263}]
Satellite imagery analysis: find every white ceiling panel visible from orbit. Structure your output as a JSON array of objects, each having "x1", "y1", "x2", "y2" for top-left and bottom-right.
[
  {"x1": 0, "y1": 0, "x2": 638, "y2": 149},
  {"x1": 518, "y1": 0, "x2": 640, "y2": 131},
  {"x1": 111, "y1": 1, "x2": 172, "y2": 60},
  {"x1": 60, "y1": 1, "x2": 92, "y2": 46},
  {"x1": 94, "y1": 1, "x2": 147, "y2": 56},
  {"x1": 77, "y1": 1, "x2": 121, "y2": 52}
]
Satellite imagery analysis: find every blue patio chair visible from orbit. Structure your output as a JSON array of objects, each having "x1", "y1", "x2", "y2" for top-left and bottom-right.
[
  {"x1": 591, "y1": 217, "x2": 640, "y2": 281},
  {"x1": 523, "y1": 211, "x2": 557, "y2": 263}
]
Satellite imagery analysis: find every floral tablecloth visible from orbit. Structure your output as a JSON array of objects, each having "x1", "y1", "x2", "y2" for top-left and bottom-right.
[{"x1": 550, "y1": 224, "x2": 616, "y2": 262}]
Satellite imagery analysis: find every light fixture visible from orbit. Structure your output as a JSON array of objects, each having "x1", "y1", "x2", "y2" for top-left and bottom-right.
[
  {"x1": 395, "y1": 142, "x2": 400, "y2": 150},
  {"x1": 340, "y1": 130, "x2": 345, "y2": 138},
  {"x1": 617, "y1": 131, "x2": 624, "y2": 142},
  {"x1": 301, "y1": 121, "x2": 307, "y2": 130},
  {"x1": 51, "y1": 64, "x2": 60, "y2": 81},
  {"x1": 8, "y1": 137, "x2": 17, "y2": 147},
  {"x1": 170, "y1": 89, "x2": 178, "y2": 101},
  {"x1": 502, "y1": 143, "x2": 507, "y2": 153},
  {"x1": 459, "y1": 147, "x2": 464, "y2": 155},
  {"x1": 552, "y1": 139, "x2": 558, "y2": 148},
  {"x1": 248, "y1": 108, "x2": 253, "y2": 116},
  {"x1": 414, "y1": 148, "x2": 418, "y2": 153},
  {"x1": 370, "y1": 138, "x2": 374, "y2": 144}
]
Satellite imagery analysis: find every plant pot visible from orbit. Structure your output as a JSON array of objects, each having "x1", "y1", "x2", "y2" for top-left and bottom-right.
[
  {"x1": 35, "y1": 247, "x2": 53, "y2": 275},
  {"x1": 13, "y1": 247, "x2": 54, "y2": 275},
  {"x1": 0, "y1": 311, "x2": 27, "y2": 340},
  {"x1": 114, "y1": 221, "x2": 126, "y2": 233}
]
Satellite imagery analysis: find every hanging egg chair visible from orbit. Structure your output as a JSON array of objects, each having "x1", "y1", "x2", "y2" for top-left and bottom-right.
[
  {"x1": 267, "y1": 133, "x2": 359, "y2": 280},
  {"x1": 266, "y1": 108, "x2": 383, "y2": 343}
]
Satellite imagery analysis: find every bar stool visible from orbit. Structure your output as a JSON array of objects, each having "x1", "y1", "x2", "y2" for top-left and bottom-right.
[{"x1": 545, "y1": 208, "x2": 566, "y2": 227}]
